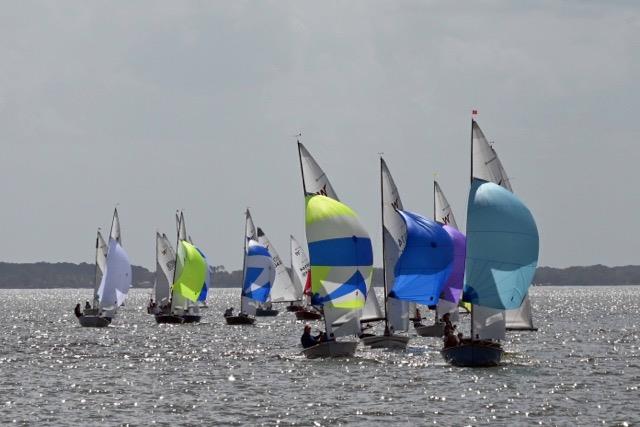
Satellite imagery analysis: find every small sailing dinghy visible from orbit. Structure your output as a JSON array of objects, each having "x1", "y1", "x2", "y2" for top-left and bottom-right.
[
  {"x1": 441, "y1": 117, "x2": 539, "y2": 367},
  {"x1": 297, "y1": 142, "x2": 373, "y2": 358},
  {"x1": 78, "y1": 208, "x2": 132, "y2": 327},
  {"x1": 290, "y1": 235, "x2": 323, "y2": 320},
  {"x1": 415, "y1": 181, "x2": 467, "y2": 337},
  {"x1": 254, "y1": 227, "x2": 299, "y2": 316},
  {"x1": 155, "y1": 212, "x2": 208, "y2": 324},
  {"x1": 225, "y1": 210, "x2": 275, "y2": 325}
]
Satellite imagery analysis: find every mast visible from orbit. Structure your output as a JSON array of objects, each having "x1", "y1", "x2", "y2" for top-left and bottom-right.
[
  {"x1": 380, "y1": 157, "x2": 389, "y2": 331},
  {"x1": 240, "y1": 209, "x2": 249, "y2": 311},
  {"x1": 469, "y1": 116, "x2": 475, "y2": 340},
  {"x1": 433, "y1": 180, "x2": 436, "y2": 221},
  {"x1": 92, "y1": 229, "x2": 100, "y2": 307},
  {"x1": 297, "y1": 139, "x2": 308, "y2": 195}
]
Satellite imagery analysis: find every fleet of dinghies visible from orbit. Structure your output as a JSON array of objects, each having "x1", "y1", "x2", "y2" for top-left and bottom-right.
[{"x1": 75, "y1": 115, "x2": 539, "y2": 367}]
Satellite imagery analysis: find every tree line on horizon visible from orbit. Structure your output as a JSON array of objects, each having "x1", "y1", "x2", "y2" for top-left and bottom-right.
[{"x1": 1, "y1": 262, "x2": 640, "y2": 289}]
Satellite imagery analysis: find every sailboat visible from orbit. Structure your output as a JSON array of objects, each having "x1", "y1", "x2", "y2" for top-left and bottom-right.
[
  {"x1": 415, "y1": 181, "x2": 467, "y2": 337},
  {"x1": 254, "y1": 227, "x2": 299, "y2": 316},
  {"x1": 154, "y1": 212, "x2": 208, "y2": 324},
  {"x1": 224, "y1": 209, "x2": 275, "y2": 325},
  {"x1": 441, "y1": 117, "x2": 539, "y2": 367},
  {"x1": 297, "y1": 141, "x2": 373, "y2": 358},
  {"x1": 78, "y1": 208, "x2": 132, "y2": 327},
  {"x1": 364, "y1": 158, "x2": 454, "y2": 349},
  {"x1": 290, "y1": 235, "x2": 322, "y2": 320}
]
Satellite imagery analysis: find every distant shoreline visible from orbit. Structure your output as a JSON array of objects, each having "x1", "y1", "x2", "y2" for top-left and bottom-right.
[{"x1": 2, "y1": 262, "x2": 640, "y2": 289}]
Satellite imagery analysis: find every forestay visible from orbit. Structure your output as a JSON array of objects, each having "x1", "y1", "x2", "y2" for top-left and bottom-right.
[
  {"x1": 463, "y1": 180, "x2": 539, "y2": 310},
  {"x1": 305, "y1": 194, "x2": 373, "y2": 337},
  {"x1": 258, "y1": 228, "x2": 298, "y2": 302},
  {"x1": 389, "y1": 210, "x2": 454, "y2": 306}
]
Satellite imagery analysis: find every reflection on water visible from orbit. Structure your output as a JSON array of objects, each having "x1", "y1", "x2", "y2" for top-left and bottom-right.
[{"x1": 1, "y1": 286, "x2": 639, "y2": 425}]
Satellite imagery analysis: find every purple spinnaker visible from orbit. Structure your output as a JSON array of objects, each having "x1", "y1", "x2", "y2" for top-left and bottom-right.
[{"x1": 439, "y1": 225, "x2": 466, "y2": 303}]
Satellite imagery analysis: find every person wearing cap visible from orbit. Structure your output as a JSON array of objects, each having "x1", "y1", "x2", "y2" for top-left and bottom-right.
[{"x1": 301, "y1": 325, "x2": 318, "y2": 348}]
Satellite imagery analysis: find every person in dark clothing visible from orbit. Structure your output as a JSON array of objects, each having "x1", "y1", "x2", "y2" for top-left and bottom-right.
[
  {"x1": 224, "y1": 307, "x2": 234, "y2": 317},
  {"x1": 301, "y1": 325, "x2": 318, "y2": 349},
  {"x1": 442, "y1": 312, "x2": 454, "y2": 335},
  {"x1": 85, "y1": 301, "x2": 91, "y2": 310},
  {"x1": 74, "y1": 303, "x2": 82, "y2": 318}
]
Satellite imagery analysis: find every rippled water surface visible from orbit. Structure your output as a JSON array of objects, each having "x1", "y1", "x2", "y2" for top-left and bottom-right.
[{"x1": 1, "y1": 286, "x2": 639, "y2": 426}]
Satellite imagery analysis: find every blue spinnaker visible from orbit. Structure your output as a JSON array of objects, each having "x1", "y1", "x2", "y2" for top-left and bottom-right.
[
  {"x1": 462, "y1": 179, "x2": 539, "y2": 310},
  {"x1": 389, "y1": 210, "x2": 454, "y2": 306}
]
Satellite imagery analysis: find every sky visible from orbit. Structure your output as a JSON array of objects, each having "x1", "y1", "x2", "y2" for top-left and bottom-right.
[{"x1": 1, "y1": 1, "x2": 639, "y2": 270}]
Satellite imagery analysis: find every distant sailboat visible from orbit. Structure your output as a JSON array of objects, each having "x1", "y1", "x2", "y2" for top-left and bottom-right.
[
  {"x1": 441, "y1": 118, "x2": 539, "y2": 367},
  {"x1": 290, "y1": 235, "x2": 322, "y2": 320},
  {"x1": 225, "y1": 209, "x2": 275, "y2": 325},
  {"x1": 415, "y1": 181, "x2": 467, "y2": 337},
  {"x1": 154, "y1": 212, "x2": 208, "y2": 324},
  {"x1": 254, "y1": 227, "x2": 298, "y2": 316},
  {"x1": 78, "y1": 208, "x2": 131, "y2": 327},
  {"x1": 298, "y1": 141, "x2": 373, "y2": 358}
]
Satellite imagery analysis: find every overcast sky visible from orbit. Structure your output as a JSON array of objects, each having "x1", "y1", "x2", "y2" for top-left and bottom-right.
[{"x1": 1, "y1": 1, "x2": 638, "y2": 270}]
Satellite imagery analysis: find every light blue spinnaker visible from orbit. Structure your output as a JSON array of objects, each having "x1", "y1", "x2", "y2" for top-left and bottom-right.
[
  {"x1": 462, "y1": 179, "x2": 539, "y2": 310},
  {"x1": 389, "y1": 210, "x2": 454, "y2": 307}
]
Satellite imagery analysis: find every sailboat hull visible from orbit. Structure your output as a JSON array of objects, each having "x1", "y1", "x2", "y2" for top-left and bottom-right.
[
  {"x1": 286, "y1": 305, "x2": 303, "y2": 312},
  {"x1": 78, "y1": 315, "x2": 111, "y2": 328},
  {"x1": 155, "y1": 314, "x2": 185, "y2": 324},
  {"x1": 506, "y1": 327, "x2": 538, "y2": 331},
  {"x1": 361, "y1": 334, "x2": 409, "y2": 349},
  {"x1": 302, "y1": 341, "x2": 358, "y2": 359},
  {"x1": 255, "y1": 308, "x2": 279, "y2": 317},
  {"x1": 295, "y1": 309, "x2": 322, "y2": 321},
  {"x1": 224, "y1": 315, "x2": 256, "y2": 325},
  {"x1": 182, "y1": 315, "x2": 201, "y2": 323},
  {"x1": 441, "y1": 342, "x2": 503, "y2": 367},
  {"x1": 415, "y1": 322, "x2": 445, "y2": 337}
]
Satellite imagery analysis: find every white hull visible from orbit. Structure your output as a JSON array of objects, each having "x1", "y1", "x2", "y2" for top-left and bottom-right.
[
  {"x1": 302, "y1": 341, "x2": 358, "y2": 359},
  {"x1": 361, "y1": 334, "x2": 409, "y2": 349},
  {"x1": 415, "y1": 322, "x2": 444, "y2": 337}
]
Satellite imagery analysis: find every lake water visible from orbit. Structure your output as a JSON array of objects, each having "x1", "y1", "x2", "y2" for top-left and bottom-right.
[{"x1": 1, "y1": 286, "x2": 638, "y2": 426}]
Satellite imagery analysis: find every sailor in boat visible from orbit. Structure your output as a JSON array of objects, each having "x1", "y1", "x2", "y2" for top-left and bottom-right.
[
  {"x1": 147, "y1": 298, "x2": 156, "y2": 314},
  {"x1": 85, "y1": 301, "x2": 91, "y2": 311},
  {"x1": 74, "y1": 303, "x2": 82, "y2": 318},
  {"x1": 224, "y1": 307, "x2": 234, "y2": 318},
  {"x1": 442, "y1": 312, "x2": 454, "y2": 335},
  {"x1": 413, "y1": 308, "x2": 423, "y2": 327},
  {"x1": 443, "y1": 329, "x2": 459, "y2": 348},
  {"x1": 301, "y1": 325, "x2": 318, "y2": 349}
]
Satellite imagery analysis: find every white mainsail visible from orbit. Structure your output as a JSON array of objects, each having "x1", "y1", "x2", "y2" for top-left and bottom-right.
[
  {"x1": 97, "y1": 238, "x2": 132, "y2": 312},
  {"x1": 434, "y1": 181, "x2": 458, "y2": 230},
  {"x1": 361, "y1": 287, "x2": 384, "y2": 323},
  {"x1": 381, "y1": 158, "x2": 411, "y2": 332},
  {"x1": 257, "y1": 228, "x2": 297, "y2": 302},
  {"x1": 110, "y1": 208, "x2": 122, "y2": 244},
  {"x1": 472, "y1": 121, "x2": 512, "y2": 190},
  {"x1": 289, "y1": 235, "x2": 308, "y2": 303},
  {"x1": 92, "y1": 230, "x2": 109, "y2": 307},
  {"x1": 472, "y1": 305, "x2": 506, "y2": 341},
  {"x1": 154, "y1": 232, "x2": 175, "y2": 307},
  {"x1": 505, "y1": 293, "x2": 536, "y2": 330},
  {"x1": 298, "y1": 142, "x2": 338, "y2": 199}
]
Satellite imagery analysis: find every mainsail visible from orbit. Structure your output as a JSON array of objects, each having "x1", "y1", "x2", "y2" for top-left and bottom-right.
[
  {"x1": 472, "y1": 121, "x2": 512, "y2": 191},
  {"x1": 434, "y1": 181, "x2": 459, "y2": 229},
  {"x1": 258, "y1": 228, "x2": 298, "y2": 302},
  {"x1": 97, "y1": 237, "x2": 132, "y2": 311},
  {"x1": 305, "y1": 194, "x2": 373, "y2": 337},
  {"x1": 154, "y1": 232, "x2": 175, "y2": 307},
  {"x1": 380, "y1": 158, "x2": 413, "y2": 332},
  {"x1": 289, "y1": 235, "x2": 309, "y2": 303},
  {"x1": 505, "y1": 293, "x2": 536, "y2": 330},
  {"x1": 92, "y1": 230, "x2": 108, "y2": 307},
  {"x1": 298, "y1": 142, "x2": 338, "y2": 199}
]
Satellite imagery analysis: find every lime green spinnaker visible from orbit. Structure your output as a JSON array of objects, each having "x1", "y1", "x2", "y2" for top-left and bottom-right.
[{"x1": 173, "y1": 240, "x2": 207, "y2": 302}]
